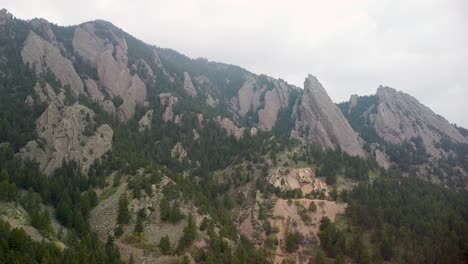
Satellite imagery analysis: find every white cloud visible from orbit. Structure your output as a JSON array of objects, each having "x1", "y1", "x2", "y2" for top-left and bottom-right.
[{"x1": 3, "y1": 0, "x2": 467, "y2": 126}]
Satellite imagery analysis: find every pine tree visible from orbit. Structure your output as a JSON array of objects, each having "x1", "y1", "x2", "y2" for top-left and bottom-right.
[
  {"x1": 179, "y1": 213, "x2": 196, "y2": 249},
  {"x1": 159, "y1": 197, "x2": 170, "y2": 222},
  {"x1": 315, "y1": 250, "x2": 325, "y2": 264},
  {"x1": 159, "y1": 235, "x2": 171, "y2": 255},
  {"x1": 117, "y1": 193, "x2": 130, "y2": 225}
]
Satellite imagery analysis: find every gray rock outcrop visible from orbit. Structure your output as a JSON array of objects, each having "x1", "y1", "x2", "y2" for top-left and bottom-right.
[
  {"x1": 84, "y1": 78, "x2": 116, "y2": 115},
  {"x1": 215, "y1": 116, "x2": 245, "y2": 140},
  {"x1": 183, "y1": 72, "x2": 197, "y2": 96},
  {"x1": 21, "y1": 95, "x2": 113, "y2": 175},
  {"x1": 237, "y1": 77, "x2": 264, "y2": 117},
  {"x1": 171, "y1": 142, "x2": 187, "y2": 161},
  {"x1": 372, "y1": 86, "x2": 466, "y2": 157},
  {"x1": 291, "y1": 75, "x2": 365, "y2": 157},
  {"x1": 33, "y1": 82, "x2": 57, "y2": 104},
  {"x1": 22, "y1": 31, "x2": 84, "y2": 96},
  {"x1": 73, "y1": 23, "x2": 147, "y2": 121},
  {"x1": 138, "y1": 110, "x2": 154, "y2": 132},
  {"x1": 30, "y1": 18, "x2": 57, "y2": 44},
  {"x1": 258, "y1": 81, "x2": 291, "y2": 131},
  {"x1": 159, "y1": 93, "x2": 178, "y2": 122}
]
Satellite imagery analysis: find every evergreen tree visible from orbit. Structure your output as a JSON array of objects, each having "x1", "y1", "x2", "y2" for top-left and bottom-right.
[
  {"x1": 159, "y1": 235, "x2": 171, "y2": 255},
  {"x1": 117, "y1": 193, "x2": 130, "y2": 225}
]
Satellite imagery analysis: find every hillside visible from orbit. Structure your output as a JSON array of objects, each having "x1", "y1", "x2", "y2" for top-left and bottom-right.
[{"x1": 0, "y1": 8, "x2": 467, "y2": 264}]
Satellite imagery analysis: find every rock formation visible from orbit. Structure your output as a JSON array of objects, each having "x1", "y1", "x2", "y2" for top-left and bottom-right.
[
  {"x1": 73, "y1": 23, "x2": 147, "y2": 121},
  {"x1": 183, "y1": 72, "x2": 197, "y2": 96},
  {"x1": 215, "y1": 116, "x2": 246, "y2": 140},
  {"x1": 159, "y1": 93, "x2": 178, "y2": 122},
  {"x1": 258, "y1": 81, "x2": 291, "y2": 131},
  {"x1": 371, "y1": 86, "x2": 466, "y2": 157},
  {"x1": 30, "y1": 18, "x2": 57, "y2": 44},
  {"x1": 21, "y1": 31, "x2": 84, "y2": 96},
  {"x1": 291, "y1": 75, "x2": 365, "y2": 157},
  {"x1": 33, "y1": 82, "x2": 57, "y2": 104},
  {"x1": 237, "y1": 77, "x2": 260, "y2": 116},
  {"x1": 138, "y1": 110, "x2": 154, "y2": 132},
  {"x1": 84, "y1": 78, "x2": 116, "y2": 115},
  {"x1": 21, "y1": 95, "x2": 113, "y2": 175},
  {"x1": 171, "y1": 142, "x2": 187, "y2": 161}
]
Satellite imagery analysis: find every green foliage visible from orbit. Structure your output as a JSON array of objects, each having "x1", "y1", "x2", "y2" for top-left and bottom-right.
[
  {"x1": 117, "y1": 193, "x2": 130, "y2": 225},
  {"x1": 285, "y1": 231, "x2": 302, "y2": 253},
  {"x1": 159, "y1": 235, "x2": 171, "y2": 255},
  {"x1": 315, "y1": 250, "x2": 326, "y2": 264},
  {"x1": 0, "y1": 219, "x2": 122, "y2": 263},
  {"x1": 134, "y1": 210, "x2": 145, "y2": 234},
  {"x1": 319, "y1": 217, "x2": 345, "y2": 257},
  {"x1": 337, "y1": 95, "x2": 382, "y2": 144},
  {"x1": 0, "y1": 18, "x2": 42, "y2": 151},
  {"x1": 159, "y1": 197, "x2": 184, "y2": 223},
  {"x1": 345, "y1": 178, "x2": 468, "y2": 263},
  {"x1": 178, "y1": 214, "x2": 196, "y2": 250}
]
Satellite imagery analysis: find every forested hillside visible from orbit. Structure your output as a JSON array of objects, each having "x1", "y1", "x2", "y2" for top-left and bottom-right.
[{"x1": 0, "y1": 8, "x2": 467, "y2": 264}]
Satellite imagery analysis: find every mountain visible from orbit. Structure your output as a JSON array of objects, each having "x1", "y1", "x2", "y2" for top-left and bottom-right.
[
  {"x1": 339, "y1": 86, "x2": 468, "y2": 188},
  {"x1": 0, "y1": 9, "x2": 467, "y2": 264}
]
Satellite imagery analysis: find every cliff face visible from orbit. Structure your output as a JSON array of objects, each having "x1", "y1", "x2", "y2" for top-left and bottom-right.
[
  {"x1": 235, "y1": 76, "x2": 297, "y2": 131},
  {"x1": 372, "y1": 86, "x2": 466, "y2": 157},
  {"x1": 73, "y1": 23, "x2": 147, "y2": 121},
  {"x1": 21, "y1": 95, "x2": 113, "y2": 175},
  {"x1": 291, "y1": 75, "x2": 365, "y2": 157},
  {"x1": 22, "y1": 31, "x2": 85, "y2": 96}
]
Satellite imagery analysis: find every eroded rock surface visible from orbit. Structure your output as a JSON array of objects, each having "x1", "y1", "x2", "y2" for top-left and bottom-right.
[
  {"x1": 183, "y1": 72, "x2": 197, "y2": 96},
  {"x1": 22, "y1": 31, "x2": 84, "y2": 96},
  {"x1": 138, "y1": 110, "x2": 154, "y2": 132},
  {"x1": 73, "y1": 23, "x2": 147, "y2": 121},
  {"x1": 291, "y1": 75, "x2": 365, "y2": 157},
  {"x1": 33, "y1": 82, "x2": 57, "y2": 104},
  {"x1": 171, "y1": 142, "x2": 187, "y2": 161},
  {"x1": 258, "y1": 81, "x2": 291, "y2": 131},
  {"x1": 159, "y1": 93, "x2": 178, "y2": 122},
  {"x1": 215, "y1": 116, "x2": 245, "y2": 140},
  {"x1": 373, "y1": 86, "x2": 466, "y2": 157},
  {"x1": 21, "y1": 95, "x2": 113, "y2": 175}
]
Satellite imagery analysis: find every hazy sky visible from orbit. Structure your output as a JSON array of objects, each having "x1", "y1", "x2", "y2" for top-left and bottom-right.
[{"x1": 3, "y1": 0, "x2": 468, "y2": 127}]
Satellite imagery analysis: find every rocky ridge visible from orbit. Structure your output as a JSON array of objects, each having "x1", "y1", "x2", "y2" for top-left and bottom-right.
[{"x1": 291, "y1": 75, "x2": 365, "y2": 157}]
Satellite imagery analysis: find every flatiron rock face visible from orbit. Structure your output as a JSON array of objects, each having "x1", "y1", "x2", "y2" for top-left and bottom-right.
[
  {"x1": 183, "y1": 72, "x2": 197, "y2": 96},
  {"x1": 159, "y1": 93, "x2": 179, "y2": 122},
  {"x1": 73, "y1": 23, "x2": 147, "y2": 121},
  {"x1": 291, "y1": 75, "x2": 365, "y2": 157},
  {"x1": 372, "y1": 86, "x2": 466, "y2": 157},
  {"x1": 21, "y1": 95, "x2": 113, "y2": 175},
  {"x1": 21, "y1": 31, "x2": 84, "y2": 96}
]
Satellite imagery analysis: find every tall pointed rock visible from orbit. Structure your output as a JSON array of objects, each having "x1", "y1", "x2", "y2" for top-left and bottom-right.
[{"x1": 291, "y1": 75, "x2": 365, "y2": 157}]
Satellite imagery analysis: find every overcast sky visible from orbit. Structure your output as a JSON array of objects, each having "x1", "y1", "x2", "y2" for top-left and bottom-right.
[{"x1": 3, "y1": 0, "x2": 468, "y2": 126}]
